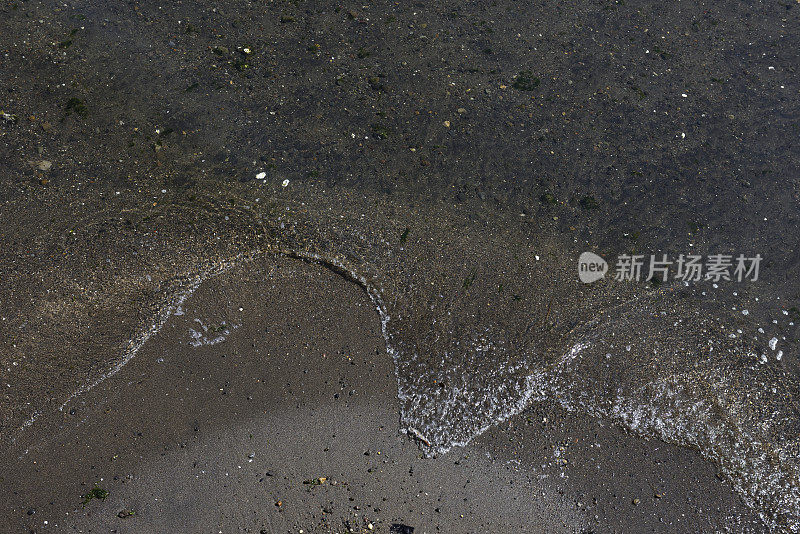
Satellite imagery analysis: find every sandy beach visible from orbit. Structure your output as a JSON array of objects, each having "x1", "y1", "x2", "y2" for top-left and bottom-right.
[
  {"x1": 2, "y1": 0, "x2": 799, "y2": 530},
  {"x1": 1, "y1": 257, "x2": 763, "y2": 532}
]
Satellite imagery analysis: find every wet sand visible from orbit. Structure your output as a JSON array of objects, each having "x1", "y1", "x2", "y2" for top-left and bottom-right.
[
  {"x1": 2, "y1": 0, "x2": 800, "y2": 527},
  {"x1": 1, "y1": 257, "x2": 763, "y2": 533}
]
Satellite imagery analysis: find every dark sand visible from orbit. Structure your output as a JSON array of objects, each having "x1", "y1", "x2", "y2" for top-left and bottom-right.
[
  {"x1": 1, "y1": 257, "x2": 763, "y2": 533},
  {"x1": 2, "y1": 0, "x2": 800, "y2": 527}
]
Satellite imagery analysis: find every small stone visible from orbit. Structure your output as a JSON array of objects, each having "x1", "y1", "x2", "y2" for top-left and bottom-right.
[
  {"x1": 632, "y1": 498, "x2": 640, "y2": 505},
  {"x1": 443, "y1": 120, "x2": 450, "y2": 128},
  {"x1": 457, "y1": 108, "x2": 466, "y2": 114},
  {"x1": 1, "y1": 112, "x2": 18, "y2": 124},
  {"x1": 282, "y1": 179, "x2": 290, "y2": 187},
  {"x1": 256, "y1": 172, "x2": 266, "y2": 180},
  {"x1": 37, "y1": 160, "x2": 52, "y2": 171}
]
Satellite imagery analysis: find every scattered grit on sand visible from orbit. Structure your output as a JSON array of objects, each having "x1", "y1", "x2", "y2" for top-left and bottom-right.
[{"x1": 1, "y1": 257, "x2": 763, "y2": 533}]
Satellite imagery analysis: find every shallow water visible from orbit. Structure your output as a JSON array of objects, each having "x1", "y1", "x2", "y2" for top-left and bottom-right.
[{"x1": 1, "y1": 0, "x2": 799, "y2": 530}]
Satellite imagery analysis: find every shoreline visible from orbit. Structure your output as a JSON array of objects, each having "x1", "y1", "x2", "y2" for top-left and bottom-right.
[{"x1": 1, "y1": 256, "x2": 763, "y2": 532}]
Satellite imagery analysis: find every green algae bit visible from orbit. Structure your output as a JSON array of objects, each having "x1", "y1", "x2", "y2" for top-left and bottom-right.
[{"x1": 81, "y1": 485, "x2": 109, "y2": 507}]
